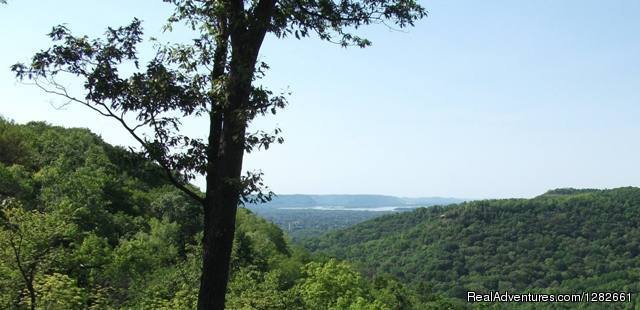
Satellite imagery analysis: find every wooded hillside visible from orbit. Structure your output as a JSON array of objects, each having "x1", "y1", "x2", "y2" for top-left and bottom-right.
[
  {"x1": 0, "y1": 119, "x2": 435, "y2": 309},
  {"x1": 305, "y1": 188, "x2": 640, "y2": 305}
]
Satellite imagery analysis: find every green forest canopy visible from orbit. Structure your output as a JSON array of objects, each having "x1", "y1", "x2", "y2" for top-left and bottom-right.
[
  {"x1": 304, "y1": 187, "x2": 640, "y2": 306},
  {"x1": 3, "y1": 118, "x2": 639, "y2": 309},
  {"x1": 0, "y1": 118, "x2": 444, "y2": 309}
]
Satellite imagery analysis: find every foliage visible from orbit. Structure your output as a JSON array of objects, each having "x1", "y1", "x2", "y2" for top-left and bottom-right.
[
  {"x1": 0, "y1": 119, "x2": 425, "y2": 309},
  {"x1": 5, "y1": 117, "x2": 640, "y2": 309},
  {"x1": 28, "y1": 273, "x2": 88, "y2": 310},
  {"x1": 0, "y1": 198, "x2": 78, "y2": 309},
  {"x1": 305, "y1": 188, "x2": 640, "y2": 307},
  {"x1": 295, "y1": 259, "x2": 381, "y2": 309},
  {"x1": 11, "y1": 0, "x2": 427, "y2": 305}
]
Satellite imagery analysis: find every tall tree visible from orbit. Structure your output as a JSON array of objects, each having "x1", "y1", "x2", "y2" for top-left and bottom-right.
[{"x1": 12, "y1": 0, "x2": 426, "y2": 308}]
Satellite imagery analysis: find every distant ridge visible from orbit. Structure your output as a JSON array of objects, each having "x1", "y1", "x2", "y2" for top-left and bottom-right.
[{"x1": 249, "y1": 194, "x2": 465, "y2": 208}]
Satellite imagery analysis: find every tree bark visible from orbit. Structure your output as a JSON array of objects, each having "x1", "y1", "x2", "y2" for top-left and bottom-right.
[
  {"x1": 197, "y1": 5, "x2": 273, "y2": 307},
  {"x1": 197, "y1": 69, "x2": 251, "y2": 310},
  {"x1": 27, "y1": 280, "x2": 36, "y2": 310},
  {"x1": 197, "y1": 188, "x2": 241, "y2": 310}
]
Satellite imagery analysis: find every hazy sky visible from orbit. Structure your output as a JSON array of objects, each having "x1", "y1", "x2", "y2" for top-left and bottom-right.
[{"x1": 1, "y1": 1, "x2": 639, "y2": 199}]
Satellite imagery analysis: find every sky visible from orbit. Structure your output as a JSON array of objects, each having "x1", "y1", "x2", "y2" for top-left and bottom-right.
[{"x1": 1, "y1": 0, "x2": 639, "y2": 199}]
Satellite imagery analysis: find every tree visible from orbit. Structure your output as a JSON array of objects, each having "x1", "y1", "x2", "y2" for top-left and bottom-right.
[
  {"x1": 294, "y1": 259, "x2": 376, "y2": 309},
  {"x1": 28, "y1": 273, "x2": 88, "y2": 310},
  {"x1": 0, "y1": 200, "x2": 78, "y2": 310},
  {"x1": 11, "y1": 0, "x2": 426, "y2": 308}
]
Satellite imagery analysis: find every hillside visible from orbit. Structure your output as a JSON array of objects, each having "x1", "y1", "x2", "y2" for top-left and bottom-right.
[
  {"x1": 6, "y1": 118, "x2": 639, "y2": 308},
  {"x1": 304, "y1": 188, "x2": 640, "y2": 303},
  {"x1": 0, "y1": 119, "x2": 436, "y2": 309}
]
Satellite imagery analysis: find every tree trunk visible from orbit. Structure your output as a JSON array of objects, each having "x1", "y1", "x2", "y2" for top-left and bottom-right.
[
  {"x1": 197, "y1": 192, "x2": 240, "y2": 310},
  {"x1": 197, "y1": 135, "x2": 245, "y2": 309},
  {"x1": 197, "y1": 94, "x2": 249, "y2": 310},
  {"x1": 27, "y1": 281, "x2": 35, "y2": 310},
  {"x1": 196, "y1": 19, "x2": 268, "y2": 308}
]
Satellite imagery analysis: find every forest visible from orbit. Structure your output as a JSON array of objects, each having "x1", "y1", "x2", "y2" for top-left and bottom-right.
[
  {"x1": 0, "y1": 118, "x2": 450, "y2": 309},
  {"x1": 304, "y1": 187, "x2": 640, "y2": 307},
  {"x1": 4, "y1": 119, "x2": 639, "y2": 309},
  {"x1": 3, "y1": 0, "x2": 638, "y2": 309}
]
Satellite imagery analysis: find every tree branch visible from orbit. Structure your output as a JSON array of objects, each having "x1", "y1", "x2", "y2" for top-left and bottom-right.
[
  {"x1": 29, "y1": 78, "x2": 206, "y2": 205},
  {"x1": 8, "y1": 234, "x2": 33, "y2": 297}
]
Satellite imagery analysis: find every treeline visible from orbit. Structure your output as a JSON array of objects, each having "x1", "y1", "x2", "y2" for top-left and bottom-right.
[
  {"x1": 304, "y1": 188, "x2": 640, "y2": 307},
  {"x1": 0, "y1": 118, "x2": 445, "y2": 309}
]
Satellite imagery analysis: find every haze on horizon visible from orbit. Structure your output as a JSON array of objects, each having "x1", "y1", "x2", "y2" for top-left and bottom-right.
[{"x1": 1, "y1": 0, "x2": 639, "y2": 199}]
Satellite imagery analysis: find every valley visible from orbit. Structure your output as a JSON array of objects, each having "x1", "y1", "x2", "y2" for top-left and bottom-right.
[
  {"x1": 246, "y1": 195, "x2": 464, "y2": 239},
  {"x1": 2, "y1": 119, "x2": 639, "y2": 308}
]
